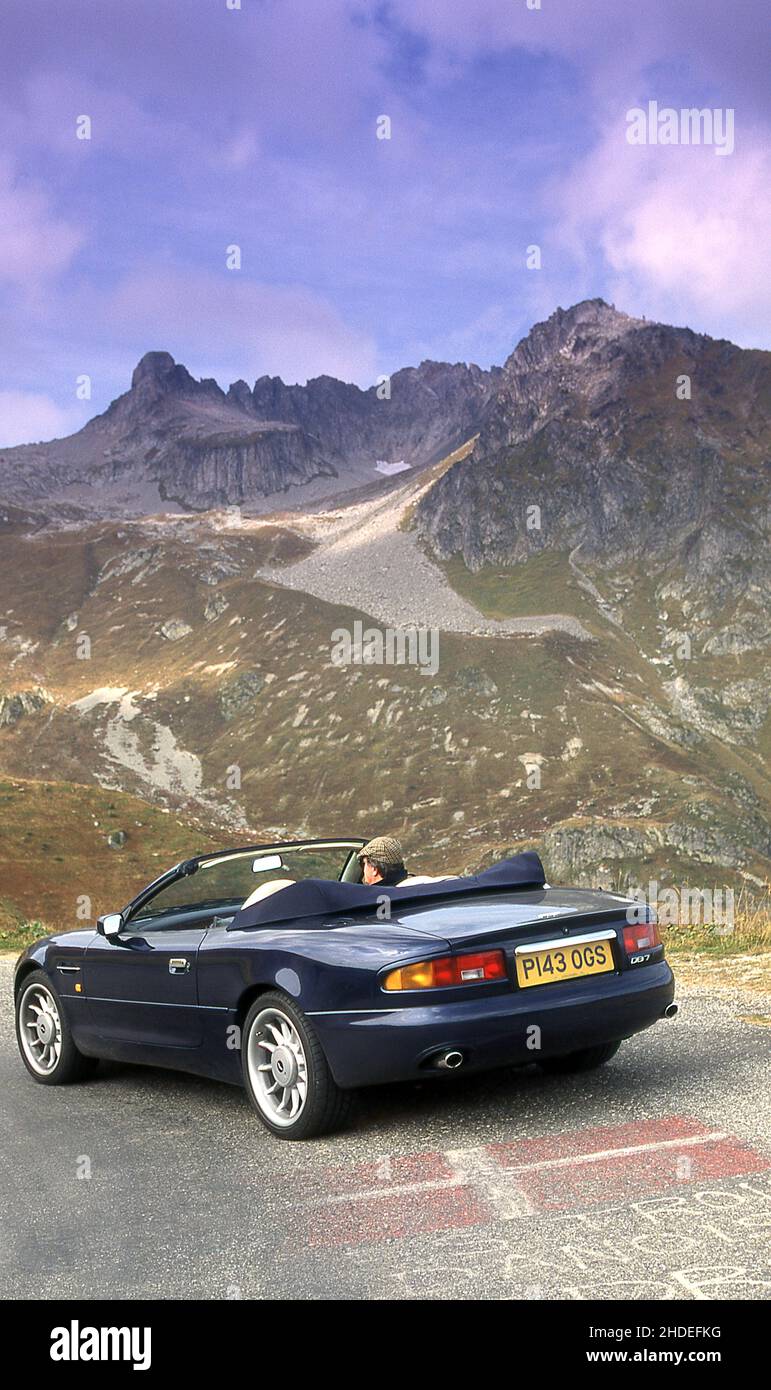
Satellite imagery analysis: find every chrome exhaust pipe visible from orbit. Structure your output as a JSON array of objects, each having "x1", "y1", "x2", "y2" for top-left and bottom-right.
[
  {"x1": 663, "y1": 1002, "x2": 679, "y2": 1019},
  {"x1": 435, "y1": 1049, "x2": 464, "y2": 1070}
]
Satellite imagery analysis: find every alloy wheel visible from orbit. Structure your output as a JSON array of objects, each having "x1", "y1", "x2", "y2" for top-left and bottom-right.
[
  {"x1": 247, "y1": 1006, "x2": 309, "y2": 1127},
  {"x1": 19, "y1": 982, "x2": 63, "y2": 1076}
]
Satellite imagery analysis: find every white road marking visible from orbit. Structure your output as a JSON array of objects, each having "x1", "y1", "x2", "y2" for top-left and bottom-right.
[
  {"x1": 315, "y1": 1131, "x2": 730, "y2": 1214},
  {"x1": 445, "y1": 1145, "x2": 537, "y2": 1218},
  {"x1": 491, "y1": 1130, "x2": 730, "y2": 1176}
]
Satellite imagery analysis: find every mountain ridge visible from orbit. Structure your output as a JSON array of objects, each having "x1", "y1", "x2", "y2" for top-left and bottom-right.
[{"x1": 0, "y1": 297, "x2": 722, "y2": 518}]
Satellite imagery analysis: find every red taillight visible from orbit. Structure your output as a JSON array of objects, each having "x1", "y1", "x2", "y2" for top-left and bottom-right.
[
  {"x1": 623, "y1": 920, "x2": 662, "y2": 953},
  {"x1": 383, "y1": 949, "x2": 507, "y2": 991}
]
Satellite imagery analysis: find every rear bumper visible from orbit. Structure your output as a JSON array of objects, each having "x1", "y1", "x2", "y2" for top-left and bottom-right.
[{"x1": 311, "y1": 960, "x2": 675, "y2": 1088}]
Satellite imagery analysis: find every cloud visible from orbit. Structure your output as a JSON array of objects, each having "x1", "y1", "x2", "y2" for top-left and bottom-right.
[
  {"x1": 221, "y1": 129, "x2": 261, "y2": 170},
  {"x1": 386, "y1": 0, "x2": 768, "y2": 113},
  {"x1": 553, "y1": 125, "x2": 771, "y2": 344},
  {"x1": 0, "y1": 1, "x2": 393, "y2": 158},
  {"x1": 0, "y1": 157, "x2": 83, "y2": 291},
  {"x1": 0, "y1": 391, "x2": 87, "y2": 447},
  {"x1": 105, "y1": 267, "x2": 379, "y2": 386}
]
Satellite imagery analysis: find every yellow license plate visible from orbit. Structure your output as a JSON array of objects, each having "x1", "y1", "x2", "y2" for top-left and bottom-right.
[{"x1": 516, "y1": 937, "x2": 615, "y2": 988}]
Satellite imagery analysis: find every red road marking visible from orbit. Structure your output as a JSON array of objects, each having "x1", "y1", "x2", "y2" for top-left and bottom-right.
[
  {"x1": 490, "y1": 1114, "x2": 707, "y2": 1166},
  {"x1": 513, "y1": 1134, "x2": 770, "y2": 1211},
  {"x1": 306, "y1": 1184, "x2": 492, "y2": 1248},
  {"x1": 302, "y1": 1116, "x2": 770, "y2": 1248}
]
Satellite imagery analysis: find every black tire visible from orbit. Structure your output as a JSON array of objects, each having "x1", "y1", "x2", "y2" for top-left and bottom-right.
[
  {"x1": 241, "y1": 990, "x2": 353, "y2": 1140},
  {"x1": 15, "y1": 970, "x2": 98, "y2": 1085},
  {"x1": 537, "y1": 1040, "x2": 622, "y2": 1074}
]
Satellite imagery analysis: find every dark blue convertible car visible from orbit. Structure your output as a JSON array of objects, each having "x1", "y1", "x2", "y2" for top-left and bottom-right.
[{"x1": 14, "y1": 839, "x2": 676, "y2": 1139}]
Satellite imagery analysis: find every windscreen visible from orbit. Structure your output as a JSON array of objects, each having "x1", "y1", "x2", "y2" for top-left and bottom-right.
[{"x1": 132, "y1": 843, "x2": 361, "y2": 921}]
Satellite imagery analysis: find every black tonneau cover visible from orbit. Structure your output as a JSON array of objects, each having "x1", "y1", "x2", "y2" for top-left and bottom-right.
[{"x1": 228, "y1": 850, "x2": 546, "y2": 929}]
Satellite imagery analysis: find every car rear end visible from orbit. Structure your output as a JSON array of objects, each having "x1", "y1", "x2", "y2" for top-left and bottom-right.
[{"x1": 312, "y1": 887, "x2": 675, "y2": 1088}]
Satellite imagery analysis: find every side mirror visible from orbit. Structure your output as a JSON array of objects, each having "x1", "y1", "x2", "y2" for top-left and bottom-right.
[{"x1": 97, "y1": 912, "x2": 125, "y2": 939}]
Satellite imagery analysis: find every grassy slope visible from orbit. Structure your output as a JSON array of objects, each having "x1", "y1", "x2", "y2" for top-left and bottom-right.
[
  {"x1": 0, "y1": 515, "x2": 769, "y2": 956},
  {"x1": 441, "y1": 551, "x2": 598, "y2": 625},
  {"x1": 0, "y1": 776, "x2": 245, "y2": 950}
]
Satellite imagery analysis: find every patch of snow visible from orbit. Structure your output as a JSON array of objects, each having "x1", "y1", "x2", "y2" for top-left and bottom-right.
[{"x1": 375, "y1": 459, "x2": 411, "y2": 476}]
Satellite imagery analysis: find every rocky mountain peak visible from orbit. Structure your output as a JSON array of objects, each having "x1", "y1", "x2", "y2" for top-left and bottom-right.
[
  {"x1": 131, "y1": 351, "x2": 183, "y2": 390},
  {"x1": 226, "y1": 380, "x2": 255, "y2": 411},
  {"x1": 504, "y1": 298, "x2": 643, "y2": 375},
  {"x1": 123, "y1": 352, "x2": 226, "y2": 423}
]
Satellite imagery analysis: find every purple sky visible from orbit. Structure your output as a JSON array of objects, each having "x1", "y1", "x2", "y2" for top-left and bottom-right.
[{"x1": 1, "y1": 0, "x2": 769, "y2": 444}]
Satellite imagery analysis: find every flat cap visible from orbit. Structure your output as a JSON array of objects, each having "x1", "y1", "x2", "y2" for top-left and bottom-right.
[{"x1": 357, "y1": 836, "x2": 404, "y2": 867}]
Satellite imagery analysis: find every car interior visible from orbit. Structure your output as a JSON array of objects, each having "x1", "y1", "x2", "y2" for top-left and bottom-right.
[{"x1": 120, "y1": 841, "x2": 460, "y2": 931}]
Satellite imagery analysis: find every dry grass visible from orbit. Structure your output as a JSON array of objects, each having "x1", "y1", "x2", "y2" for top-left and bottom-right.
[
  {"x1": 663, "y1": 885, "x2": 771, "y2": 957},
  {"x1": 0, "y1": 776, "x2": 240, "y2": 954}
]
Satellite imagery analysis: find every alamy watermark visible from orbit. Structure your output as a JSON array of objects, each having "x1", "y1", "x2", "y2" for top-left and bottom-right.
[
  {"x1": 626, "y1": 101, "x2": 734, "y2": 156},
  {"x1": 50, "y1": 1322, "x2": 151, "y2": 1371},
  {"x1": 330, "y1": 621, "x2": 439, "y2": 676},
  {"x1": 626, "y1": 881, "x2": 735, "y2": 932}
]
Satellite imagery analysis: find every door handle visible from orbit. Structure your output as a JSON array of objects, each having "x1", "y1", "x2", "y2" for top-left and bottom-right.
[{"x1": 169, "y1": 958, "x2": 190, "y2": 974}]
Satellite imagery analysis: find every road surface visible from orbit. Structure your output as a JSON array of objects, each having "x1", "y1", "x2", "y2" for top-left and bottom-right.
[{"x1": 1, "y1": 959, "x2": 769, "y2": 1300}]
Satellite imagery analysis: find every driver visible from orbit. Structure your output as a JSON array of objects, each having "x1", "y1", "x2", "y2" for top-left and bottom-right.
[
  {"x1": 357, "y1": 838, "x2": 451, "y2": 888},
  {"x1": 357, "y1": 837, "x2": 409, "y2": 886},
  {"x1": 241, "y1": 836, "x2": 451, "y2": 910}
]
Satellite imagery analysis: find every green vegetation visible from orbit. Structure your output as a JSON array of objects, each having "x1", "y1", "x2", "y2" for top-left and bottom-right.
[
  {"x1": 0, "y1": 914, "x2": 51, "y2": 955},
  {"x1": 441, "y1": 551, "x2": 599, "y2": 624}
]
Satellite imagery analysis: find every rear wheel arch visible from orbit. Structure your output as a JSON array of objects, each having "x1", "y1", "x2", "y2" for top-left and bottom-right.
[
  {"x1": 234, "y1": 964, "x2": 316, "y2": 1031},
  {"x1": 234, "y1": 981, "x2": 279, "y2": 1030}
]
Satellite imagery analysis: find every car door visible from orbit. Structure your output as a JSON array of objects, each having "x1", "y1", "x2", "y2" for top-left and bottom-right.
[
  {"x1": 82, "y1": 838, "x2": 367, "y2": 1050},
  {"x1": 84, "y1": 914, "x2": 208, "y2": 1048}
]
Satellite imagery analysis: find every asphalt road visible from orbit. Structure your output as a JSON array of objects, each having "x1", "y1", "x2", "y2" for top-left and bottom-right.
[{"x1": 2, "y1": 958, "x2": 770, "y2": 1301}]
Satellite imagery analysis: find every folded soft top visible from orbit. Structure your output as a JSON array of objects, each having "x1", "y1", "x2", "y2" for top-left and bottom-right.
[{"x1": 229, "y1": 850, "x2": 546, "y2": 929}]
